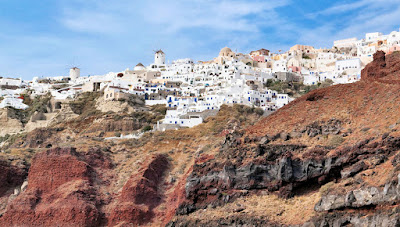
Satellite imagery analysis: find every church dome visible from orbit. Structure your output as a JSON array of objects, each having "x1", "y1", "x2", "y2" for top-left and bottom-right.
[
  {"x1": 219, "y1": 47, "x2": 233, "y2": 57},
  {"x1": 134, "y1": 63, "x2": 146, "y2": 71}
]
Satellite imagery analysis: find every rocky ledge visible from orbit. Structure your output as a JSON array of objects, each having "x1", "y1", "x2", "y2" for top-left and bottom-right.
[{"x1": 178, "y1": 134, "x2": 400, "y2": 215}]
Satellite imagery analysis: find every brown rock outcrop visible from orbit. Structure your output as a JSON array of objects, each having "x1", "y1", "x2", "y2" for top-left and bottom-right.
[
  {"x1": 85, "y1": 119, "x2": 143, "y2": 133},
  {"x1": 0, "y1": 159, "x2": 27, "y2": 197},
  {"x1": 361, "y1": 51, "x2": 387, "y2": 81},
  {"x1": 27, "y1": 148, "x2": 91, "y2": 193},
  {"x1": 3, "y1": 51, "x2": 400, "y2": 226},
  {"x1": 361, "y1": 50, "x2": 400, "y2": 82},
  {"x1": 108, "y1": 154, "x2": 169, "y2": 226},
  {"x1": 0, "y1": 148, "x2": 103, "y2": 226},
  {"x1": 0, "y1": 109, "x2": 24, "y2": 137},
  {"x1": 0, "y1": 147, "x2": 173, "y2": 226},
  {"x1": 173, "y1": 52, "x2": 400, "y2": 224},
  {"x1": 18, "y1": 127, "x2": 64, "y2": 148}
]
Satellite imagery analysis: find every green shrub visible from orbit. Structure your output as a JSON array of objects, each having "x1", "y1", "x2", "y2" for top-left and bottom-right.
[
  {"x1": 254, "y1": 108, "x2": 264, "y2": 116},
  {"x1": 124, "y1": 94, "x2": 145, "y2": 107},
  {"x1": 265, "y1": 79, "x2": 275, "y2": 87},
  {"x1": 142, "y1": 125, "x2": 153, "y2": 132},
  {"x1": 113, "y1": 115, "x2": 123, "y2": 121},
  {"x1": 302, "y1": 53, "x2": 311, "y2": 59},
  {"x1": 69, "y1": 92, "x2": 102, "y2": 115},
  {"x1": 150, "y1": 104, "x2": 167, "y2": 115},
  {"x1": 0, "y1": 133, "x2": 26, "y2": 149},
  {"x1": 8, "y1": 93, "x2": 53, "y2": 124},
  {"x1": 0, "y1": 134, "x2": 11, "y2": 143}
]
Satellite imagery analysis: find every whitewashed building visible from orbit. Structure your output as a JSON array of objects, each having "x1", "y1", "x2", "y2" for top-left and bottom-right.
[{"x1": 0, "y1": 96, "x2": 28, "y2": 109}]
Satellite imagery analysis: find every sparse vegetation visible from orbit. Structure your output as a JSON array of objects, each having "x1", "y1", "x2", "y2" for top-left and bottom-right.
[
  {"x1": 328, "y1": 135, "x2": 345, "y2": 147},
  {"x1": 142, "y1": 125, "x2": 153, "y2": 132},
  {"x1": 319, "y1": 182, "x2": 335, "y2": 196},
  {"x1": 0, "y1": 133, "x2": 26, "y2": 149},
  {"x1": 6, "y1": 93, "x2": 52, "y2": 124},
  {"x1": 51, "y1": 83, "x2": 69, "y2": 90},
  {"x1": 392, "y1": 51, "x2": 400, "y2": 56},
  {"x1": 113, "y1": 115, "x2": 124, "y2": 121},
  {"x1": 69, "y1": 92, "x2": 102, "y2": 115},
  {"x1": 0, "y1": 134, "x2": 11, "y2": 143},
  {"x1": 204, "y1": 104, "x2": 265, "y2": 135},
  {"x1": 3, "y1": 49, "x2": 400, "y2": 227},
  {"x1": 233, "y1": 104, "x2": 264, "y2": 116},
  {"x1": 119, "y1": 94, "x2": 145, "y2": 107},
  {"x1": 150, "y1": 104, "x2": 168, "y2": 115},
  {"x1": 302, "y1": 53, "x2": 311, "y2": 59},
  {"x1": 114, "y1": 132, "x2": 122, "y2": 137},
  {"x1": 69, "y1": 92, "x2": 103, "y2": 120},
  {"x1": 254, "y1": 107, "x2": 265, "y2": 116},
  {"x1": 130, "y1": 109, "x2": 166, "y2": 125},
  {"x1": 264, "y1": 79, "x2": 334, "y2": 97}
]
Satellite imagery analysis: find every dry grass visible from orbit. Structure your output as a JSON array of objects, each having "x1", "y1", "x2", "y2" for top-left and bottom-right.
[
  {"x1": 246, "y1": 81, "x2": 400, "y2": 149},
  {"x1": 361, "y1": 153, "x2": 397, "y2": 187},
  {"x1": 183, "y1": 192, "x2": 320, "y2": 225}
]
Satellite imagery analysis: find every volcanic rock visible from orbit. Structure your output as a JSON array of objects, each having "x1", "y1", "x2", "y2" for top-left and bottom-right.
[
  {"x1": 108, "y1": 154, "x2": 169, "y2": 226},
  {"x1": 0, "y1": 147, "x2": 103, "y2": 226}
]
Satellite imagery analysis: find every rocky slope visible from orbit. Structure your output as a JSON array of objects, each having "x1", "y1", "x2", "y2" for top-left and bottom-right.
[
  {"x1": 0, "y1": 158, "x2": 27, "y2": 215},
  {"x1": 1, "y1": 51, "x2": 400, "y2": 226},
  {"x1": 0, "y1": 148, "x2": 106, "y2": 226},
  {"x1": 0, "y1": 109, "x2": 24, "y2": 137},
  {"x1": 168, "y1": 51, "x2": 400, "y2": 226},
  {"x1": 0, "y1": 103, "x2": 264, "y2": 226}
]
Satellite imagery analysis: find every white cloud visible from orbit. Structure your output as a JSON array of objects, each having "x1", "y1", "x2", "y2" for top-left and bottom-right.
[
  {"x1": 295, "y1": 0, "x2": 400, "y2": 48},
  {"x1": 310, "y1": 0, "x2": 400, "y2": 16},
  {"x1": 59, "y1": 0, "x2": 290, "y2": 34},
  {"x1": 55, "y1": 0, "x2": 293, "y2": 63},
  {"x1": 141, "y1": 0, "x2": 289, "y2": 32},
  {"x1": 335, "y1": 5, "x2": 400, "y2": 39},
  {"x1": 313, "y1": 0, "x2": 373, "y2": 16},
  {"x1": 3, "y1": 0, "x2": 400, "y2": 79},
  {"x1": 62, "y1": 10, "x2": 125, "y2": 34}
]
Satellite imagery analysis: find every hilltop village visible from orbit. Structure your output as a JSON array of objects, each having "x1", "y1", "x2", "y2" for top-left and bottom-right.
[{"x1": 1, "y1": 28, "x2": 400, "y2": 133}]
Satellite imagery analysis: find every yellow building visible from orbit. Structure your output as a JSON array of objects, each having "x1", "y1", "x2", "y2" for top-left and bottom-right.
[{"x1": 290, "y1": 44, "x2": 315, "y2": 52}]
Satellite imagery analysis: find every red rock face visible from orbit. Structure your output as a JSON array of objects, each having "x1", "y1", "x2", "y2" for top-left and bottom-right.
[
  {"x1": 27, "y1": 148, "x2": 91, "y2": 193},
  {"x1": 108, "y1": 154, "x2": 169, "y2": 226},
  {"x1": 361, "y1": 51, "x2": 387, "y2": 81},
  {"x1": 0, "y1": 147, "x2": 173, "y2": 226},
  {"x1": 361, "y1": 50, "x2": 400, "y2": 82},
  {"x1": 0, "y1": 148, "x2": 101, "y2": 227}
]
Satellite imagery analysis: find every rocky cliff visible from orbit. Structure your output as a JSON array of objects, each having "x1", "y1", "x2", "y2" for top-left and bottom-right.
[
  {"x1": 1, "y1": 51, "x2": 400, "y2": 226},
  {"x1": 0, "y1": 148, "x2": 105, "y2": 226},
  {"x1": 169, "y1": 51, "x2": 400, "y2": 226}
]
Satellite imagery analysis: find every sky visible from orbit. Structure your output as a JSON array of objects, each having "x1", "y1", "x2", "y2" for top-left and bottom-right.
[{"x1": 0, "y1": 0, "x2": 400, "y2": 80}]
